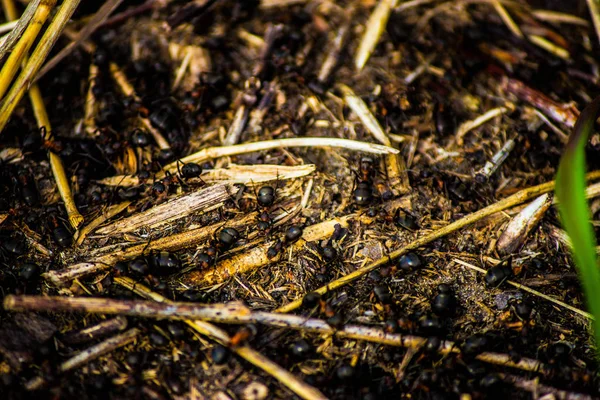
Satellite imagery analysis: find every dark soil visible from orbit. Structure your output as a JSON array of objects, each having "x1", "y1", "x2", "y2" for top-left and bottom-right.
[{"x1": 1, "y1": 0, "x2": 600, "y2": 398}]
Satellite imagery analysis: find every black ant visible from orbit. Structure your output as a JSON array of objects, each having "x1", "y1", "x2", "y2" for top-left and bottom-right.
[
  {"x1": 47, "y1": 213, "x2": 72, "y2": 247},
  {"x1": 14, "y1": 168, "x2": 39, "y2": 207},
  {"x1": 148, "y1": 171, "x2": 184, "y2": 203},
  {"x1": 267, "y1": 238, "x2": 283, "y2": 259},
  {"x1": 175, "y1": 159, "x2": 204, "y2": 186},
  {"x1": 255, "y1": 185, "x2": 276, "y2": 234},
  {"x1": 352, "y1": 157, "x2": 377, "y2": 207},
  {"x1": 203, "y1": 226, "x2": 241, "y2": 262}
]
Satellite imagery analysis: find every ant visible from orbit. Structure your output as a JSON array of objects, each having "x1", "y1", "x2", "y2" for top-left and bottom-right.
[
  {"x1": 38, "y1": 127, "x2": 64, "y2": 154},
  {"x1": 14, "y1": 168, "x2": 39, "y2": 207},
  {"x1": 175, "y1": 159, "x2": 204, "y2": 186},
  {"x1": 255, "y1": 185, "x2": 276, "y2": 234},
  {"x1": 148, "y1": 171, "x2": 184, "y2": 203},
  {"x1": 267, "y1": 238, "x2": 283, "y2": 259},
  {"x1": 202, "y1": 226, "x2": 241, "y2": 264},
  {"x1": 47, "y1": 213, "x2": 72, "y2": 247},
  {"x1": 352, "y1": 157, "x2": 377, "y2": 207}
]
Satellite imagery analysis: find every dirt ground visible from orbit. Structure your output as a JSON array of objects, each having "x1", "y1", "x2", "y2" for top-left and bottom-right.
[{"x1": 1, "y1": 0, "x2": 600, "y2": 398}]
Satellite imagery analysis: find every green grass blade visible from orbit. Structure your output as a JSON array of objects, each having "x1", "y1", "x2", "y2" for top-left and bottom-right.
[{"x1": 556, "y1": 96, "x2": 600, "y2": 350}]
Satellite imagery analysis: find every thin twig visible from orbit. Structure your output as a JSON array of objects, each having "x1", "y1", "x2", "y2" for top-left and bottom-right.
[
  {"x1": 61, "y1": 316, "x2": 128, "y2": 345},
  {"x1": 274, "y1": 171, "x2": 600, "y2": 313},
  {"x1": 504, "y1": 78, "x2": 579, "y2": 127}
]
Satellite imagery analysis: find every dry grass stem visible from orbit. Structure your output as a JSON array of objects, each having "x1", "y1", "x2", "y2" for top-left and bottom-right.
[
  {"x1": 355, "y1": 0, "x2": 398, "y2": 72},
  {"x1": 587, "y1": 0, "x2": 600, "y2": 46},
  {"x1": 170, "y1": 137, "x2": 399, "y2": 167},
  {"x1": 491, "y1": 0, "x2": 523, "y2": 38},
  {"x1": 83, "y1": 63, "x2": 98, "y2": 135},
  {"x1": 0, "y1": 19, "x2": 17, "y2": 35},
  {"x1": 1, "y1": 0, "x2": 83, "y2": 229},
  {"x1": 317, "y1": 13, "x2": 352, "y2": 83},
  {"x1": 74, "y1": 202, "x2": 131, "y2": 245},
  {"x1": 97, "y1": 183, "x2": 232, "y2": 235},
  {"x1": 0, "y1": 0, "x2": 81, "y2": 133},
  {"x1": 532, "y1": 9, "x2": 589, "y2": 26},
  {"x1": 0, "y1": 0, "x2": 52, "y2": 99},
  {"x1": 259, "y1": 0, "x2": 307, "y2": 8},
  {"x1": 31, "y1": 87, "x2": 84, "y2": 229},
  {"x1": 98, "y1": 163, "x2": 315, "y2": 187},
  {"x1": 100, "y1": 139, "x2": 394, "y2": 189},
  {"x1": 527, "y1": 34, "x2": 570, "y2": 60},
  {"x1": 0, "y1": 0, "x2": 40, "y2": 58},
  {"x1": 496, "y1": 193, "x2": 552, "y2": 254}
]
